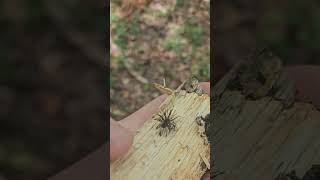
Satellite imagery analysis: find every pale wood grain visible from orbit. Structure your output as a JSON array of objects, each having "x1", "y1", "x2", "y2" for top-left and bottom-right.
[{"x1": 111, "y1": 90, "x2": 210, "y2": 180}]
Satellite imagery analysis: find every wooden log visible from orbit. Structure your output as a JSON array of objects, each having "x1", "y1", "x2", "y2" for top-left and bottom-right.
[
  {"x1": 211, "y1": 50, "x2": 320, "y2": 180},
  {"x1": 110, "y1": 89, "x2": 210, "y2": 180}
]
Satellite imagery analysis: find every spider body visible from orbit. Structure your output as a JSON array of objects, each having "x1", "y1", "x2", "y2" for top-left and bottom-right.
[{"x1": 154, "y1": 109, "x2": 178, "y2": 136}]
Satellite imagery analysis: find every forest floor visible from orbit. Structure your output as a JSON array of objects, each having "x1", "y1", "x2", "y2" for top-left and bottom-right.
[{"x1": 110, "y1": 0, "x2": 211, "y2": 120}]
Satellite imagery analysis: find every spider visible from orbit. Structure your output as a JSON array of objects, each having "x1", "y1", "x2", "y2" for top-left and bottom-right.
[{"x1": 154, "y1": 109, "x2": 178, "y2": 136}]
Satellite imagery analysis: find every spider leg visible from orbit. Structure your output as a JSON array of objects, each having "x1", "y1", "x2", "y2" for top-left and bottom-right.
[
  {"x1": 164, "y1": 128, "x2": 169, "y2": 136},
  {"x1": 171, "y1": 116, "x2": 178, "y2": 122}
]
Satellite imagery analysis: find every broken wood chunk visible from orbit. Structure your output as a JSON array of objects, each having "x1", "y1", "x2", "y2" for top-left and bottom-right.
[
  {"x1": 110, "y1": 84, "x2": 210, "y2": 180},
  {"x1": 212, "y1": 52, "x2": 320, "y2": 180}
]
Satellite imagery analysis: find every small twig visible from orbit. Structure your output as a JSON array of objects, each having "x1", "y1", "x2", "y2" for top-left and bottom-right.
[{"x1": 124, "y1": 59, "x2": 149, "y2": 84}]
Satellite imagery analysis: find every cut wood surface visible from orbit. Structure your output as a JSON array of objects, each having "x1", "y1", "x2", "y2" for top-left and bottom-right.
[
  {"x1": 212, "y1": 53, "x2": 320, "y2": 180},
  {"x1": 110, "y1": 90, "x2": 210, "y2": 180}
]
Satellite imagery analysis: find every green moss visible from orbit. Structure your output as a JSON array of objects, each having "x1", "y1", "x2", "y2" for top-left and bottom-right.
[
  {"x1": 164, "y1": 37, "x2": 181, "y2": 54},
  {"x1": 175, "y1": 0, "x2": 185, "y2": 8},
  {"x1": 184, "y1": 20, "x2": 204, "y2": 49}
]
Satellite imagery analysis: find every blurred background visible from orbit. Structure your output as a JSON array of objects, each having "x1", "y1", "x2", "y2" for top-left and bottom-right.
[
  {"x1": 111, "y1": 0, "x2": 320, "y2": 121},
  {"x1": 214, "y1": 0, "x2": 320, "y2": 83},
  {"x1": 1, "y1": 0, "x2": 318, "y2": 179},
  {"x1": 0, "y1": 0, "x2": 106, "y2": 179},
  {"x1": 110, "y1": 0, "x2": 211, "y2": 120}
]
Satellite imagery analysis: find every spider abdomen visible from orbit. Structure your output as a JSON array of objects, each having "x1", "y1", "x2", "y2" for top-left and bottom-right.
[{"x1": 154, "y1": 109, "x2": 178, "y2": 137}]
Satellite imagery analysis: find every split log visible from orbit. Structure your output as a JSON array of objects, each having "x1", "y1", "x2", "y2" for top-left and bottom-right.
[
  {"x1": 110, "y1": 90, "x2": 210, "y2": 180},
  {"x1": 211, "y1": 50, "x2": 320, "y2": 180}
]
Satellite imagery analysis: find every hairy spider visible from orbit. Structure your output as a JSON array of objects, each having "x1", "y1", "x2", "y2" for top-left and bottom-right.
[{"x1": 154, "y1": 109, "x2": 178, "y2": 136}]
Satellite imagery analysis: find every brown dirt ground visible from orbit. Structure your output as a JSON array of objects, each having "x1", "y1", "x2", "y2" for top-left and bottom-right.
[{"x1": 110, "y1": 0, "x2": 210, "y2": 120}]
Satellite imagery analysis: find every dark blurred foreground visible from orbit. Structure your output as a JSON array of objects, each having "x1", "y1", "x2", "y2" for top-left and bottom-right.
[
  {"x1": 214, "y1": 0, "x2": 320, "y2": 83},
  {"x1": 0, "y1": 0, "x2": 106, "y2": 179}
]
